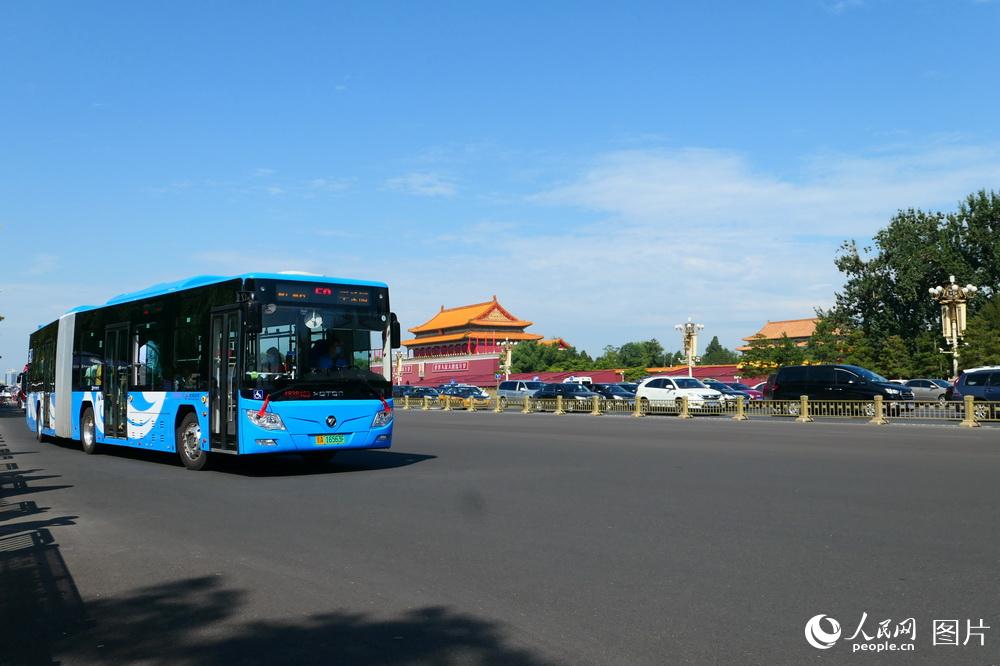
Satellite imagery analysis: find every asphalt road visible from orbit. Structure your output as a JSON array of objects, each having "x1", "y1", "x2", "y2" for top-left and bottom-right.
[{"x1": 2, "y1": 407, "x2": 1000, "y2": 665}]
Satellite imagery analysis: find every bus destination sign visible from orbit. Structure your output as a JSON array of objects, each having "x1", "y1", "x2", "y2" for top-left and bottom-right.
[{"x1": 274, "y1": 283, "x2": 372, "y2": 306}]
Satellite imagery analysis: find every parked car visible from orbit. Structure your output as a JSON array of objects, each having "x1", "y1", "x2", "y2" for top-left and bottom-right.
[
  {"x1": 533, "y1": 383, "x2": 601, "y2": 401},
  {"x1": 591, "y1": 383, "x2": 634, "y2": 400},
  {"x1": 440, "y1": 386, "x2": 489, "y2": 402},
  {"x1": 497, "y1": 380, "x2": 545, "y2": 405},
  {"x1": 635, "y1": 376, "x2": 723, "y2": 410},
  {"x1": 702, "y1": 381, "x2": 745, "y2": 403},
  {"x1": 947, "y1": 367, "x2": 1000, "y2": 405},
  {"x1": 903, "y1": 378, "x2": 950, "y2": 403},
  {"x1": 725, "y1": 382, "x2": 763, "y2": 401},
  {"x1": 617, "y1": 382, "x2": 639, "y2": 394},
  {"x1": 702, "y1": 379, "x2": 738, "y2": 402},
  {"x1": 562, "y1": 376, "x2": 594, "y2": 388},
  {"x1": 766, "y1": 365, "x2": 915, "y2": 407},
  {"x1": 406, "y1": 386, "x2": 440, "y2": 399}
]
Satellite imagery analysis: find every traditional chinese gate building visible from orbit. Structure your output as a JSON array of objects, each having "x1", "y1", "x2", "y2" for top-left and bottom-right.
[{"x1": 399, "y1": 296, "x2": 543, "y2": 386}]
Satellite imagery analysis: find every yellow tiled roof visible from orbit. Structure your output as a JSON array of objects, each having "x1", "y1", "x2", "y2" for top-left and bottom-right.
[
  {"x1": 402, "y1": 331, "x2": 543, "y2": 347},
  {"x1": 408, "y1": 296, "x2": 533, "y2": 333},
  {"x1": 742, "y1": 317, "x2": 819, "y2": 342}
]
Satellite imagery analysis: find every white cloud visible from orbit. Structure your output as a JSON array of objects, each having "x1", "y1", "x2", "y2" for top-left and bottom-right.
[
  {"x1": 385, "y1": 172, "x2": 457, "y2": 197},
  {"x1": 383, "y1": 141, "x2": 1000, "y2": 355}
]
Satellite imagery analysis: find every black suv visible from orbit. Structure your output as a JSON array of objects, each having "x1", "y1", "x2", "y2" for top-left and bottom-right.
[{"x1": 767, "y1": 364, "x2": 915, "y2": 403}]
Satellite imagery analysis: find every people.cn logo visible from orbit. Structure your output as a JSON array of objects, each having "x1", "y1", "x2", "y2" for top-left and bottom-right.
[{"x1": 805, "y1": 614, "x2": 842, "y2": 650}]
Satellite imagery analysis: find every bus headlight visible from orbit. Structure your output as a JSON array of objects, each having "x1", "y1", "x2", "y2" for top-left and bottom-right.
[
  {"x1": 372, "y1": 409, "x2": 394, "y2": 428},
  {"x1": 245, "y1": 410, "x2": 287, "y2": 430}
]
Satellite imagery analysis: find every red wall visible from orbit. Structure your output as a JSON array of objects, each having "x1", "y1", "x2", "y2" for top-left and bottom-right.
[
  {"x1": 399, "y1": 356, "x2": 501, "y2": 387},
  {"x1": 508, "y1": 370, "x2": 625, "y2": 384}
]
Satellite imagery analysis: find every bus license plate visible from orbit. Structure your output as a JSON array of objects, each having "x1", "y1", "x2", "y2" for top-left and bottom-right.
[{"x1": 315, "y1": 434, "x2": 346, "y2": 446}]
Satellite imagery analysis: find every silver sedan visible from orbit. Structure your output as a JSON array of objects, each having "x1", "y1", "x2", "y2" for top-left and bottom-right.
[{"x1": 903, "y1": 378, "x2": 950, "y2": 402}]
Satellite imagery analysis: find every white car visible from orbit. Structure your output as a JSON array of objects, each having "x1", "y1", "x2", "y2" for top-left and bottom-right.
[{"x1": 635, "y1": 376, "x2": 723, "y2": 410}]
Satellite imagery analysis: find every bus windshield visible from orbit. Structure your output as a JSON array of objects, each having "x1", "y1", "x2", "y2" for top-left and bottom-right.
[{"x1": 245, "y1": 303, "x2": 389, "y2": 399}]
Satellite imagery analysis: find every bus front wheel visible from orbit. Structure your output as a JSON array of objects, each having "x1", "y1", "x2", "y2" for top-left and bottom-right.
[
  {"x1": 81, "y1": 407, "x2": 99, "y2": 454},
  {"x1": 176, "y1": 412, "x2": 208, "y2": 471}
]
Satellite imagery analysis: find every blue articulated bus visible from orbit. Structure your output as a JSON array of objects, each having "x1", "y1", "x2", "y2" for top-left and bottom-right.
[{"x1": 24, "y1": 273, "x2": 401, "y2": 470}]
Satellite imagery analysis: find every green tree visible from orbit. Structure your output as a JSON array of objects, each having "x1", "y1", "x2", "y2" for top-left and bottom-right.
[
  {"x1": 805, "y1": 311, "x2": 849, "y2": 363},
  {"x1": 909, "y1": 330, "x2": 949, "y2": 379},
  {"x1": 832, "y1": 189, "x2": 1000, "y2": 375},
  {"x1": 594, "y1": 339, "x2": 668, "y2": 369},
  {"x1": 877, "y1": 335, "x2": 913, "y2": 379},
  {"x1": 700, "y1": 336, "x2": 738, "y2": 364},
  {"x1": 961, "y1": 293, "x2": 1000, "y2": 369},
  {"x1": 739, "y1": 334, "x2": 804, "y2": 376},
  {"x1": 592, "y1": 345, "x2": 622, "y2": 369},
  {"x1": 510, "y1": 341, "x2": 593, "y2": 373}
]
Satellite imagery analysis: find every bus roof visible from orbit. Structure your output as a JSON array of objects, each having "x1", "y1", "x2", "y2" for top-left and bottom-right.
[{"x1": 64, "y1": 272, "x2": 389, "y2": 314}]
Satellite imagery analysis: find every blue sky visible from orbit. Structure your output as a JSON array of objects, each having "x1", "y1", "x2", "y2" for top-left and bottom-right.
[{"x1": 3, "y1": 0, "x2": 1000, "y2": 368}]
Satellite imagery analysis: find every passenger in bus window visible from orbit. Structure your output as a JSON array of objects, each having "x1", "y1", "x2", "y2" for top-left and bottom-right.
[{"x1": 261, "y1": 347, "x2": 285, "y2": 373}]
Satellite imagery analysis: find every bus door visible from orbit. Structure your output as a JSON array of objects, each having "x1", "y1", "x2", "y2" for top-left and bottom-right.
[
  {"x1": 103, "y1": 324, "x2": 129, "y2": 438},
  {"x1": 210, "y1": 308, "x2": 241, "y2": 451}
]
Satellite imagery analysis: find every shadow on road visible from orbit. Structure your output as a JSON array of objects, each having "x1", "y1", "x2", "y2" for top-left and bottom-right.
[
  {"x1": 0, "y1": 420, "x2": 87, "y2": 666},
  {"x1": 3, "y1": 411, "x2": 524, "y2": 665},
  {"x1": 224, "y1": 449, "x2": 437, "y2": 477},
  {"x1": 13, "y1": 406, "x2": 435, "y2": 477},
  {"x1": 0, "y1": 500, "x2": 49, "y2": 523},
  {"x1": 39, "y1": 437, "x2": 436, "y2": 477},
  {"x1": 54, "y1": 575, "x2": 551, "y2": 665}
]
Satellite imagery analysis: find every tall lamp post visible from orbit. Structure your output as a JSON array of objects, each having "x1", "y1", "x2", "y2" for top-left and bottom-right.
[
  {"x1": 674, "y1": 318, "x2": 704, "y2": 378},
  {"x1": 392, "y1": 350, "x2": 405, "y2": 385},
  {"x1": 497, "y1": 339, "x2": 515, "y2": 383},
  {"x1": 929, "y1": 275, "x2": 978, "y2": 378}
]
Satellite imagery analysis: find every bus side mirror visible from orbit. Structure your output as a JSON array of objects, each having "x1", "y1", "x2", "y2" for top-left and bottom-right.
[{"x1": 390, "y1": 313, "x2": 401, "y2": 349}]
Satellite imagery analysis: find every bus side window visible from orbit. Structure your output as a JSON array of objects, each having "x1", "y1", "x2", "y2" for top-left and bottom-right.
[
  {"x1": 174, "y1": 324, "x2": 203, "y2": 390},
  {"x1": 81, "y1": 330, "x2": 103, "y2": 389},
  {"x1": 133, "y1": 323, "x2": 163, "y2": 390}
]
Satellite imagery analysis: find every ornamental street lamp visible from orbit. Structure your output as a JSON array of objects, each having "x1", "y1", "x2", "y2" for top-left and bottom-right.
[
  {"x1": 392, "y1": 350, "x2": 405, "y2": 385},
  {"x1": 928, "y1": 275, "x2": 978, "y2": 378},
  {"x1": 674, "y1": 318, "x2": 704, "y2": 378},
  {"x1": 498, "y1": 338, "x2": 515, "y2": 382}
]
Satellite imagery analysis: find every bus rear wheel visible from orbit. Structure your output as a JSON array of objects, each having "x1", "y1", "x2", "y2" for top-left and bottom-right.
[
  {"x1": 176, "y1": 412, "x2": 208, "y2": 471},
  {"x1": 81, "y1": 407, "x2": 99, "y2": 454}
]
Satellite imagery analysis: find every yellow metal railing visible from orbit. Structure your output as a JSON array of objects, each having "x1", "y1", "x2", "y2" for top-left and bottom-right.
[{"x1": 401, "y1": 392, "x2": 1000, "y2": 427}]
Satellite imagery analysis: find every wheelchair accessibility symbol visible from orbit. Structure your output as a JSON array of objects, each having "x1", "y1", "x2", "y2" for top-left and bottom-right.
[{"x1": 253, "y1": 389, "x2": 264, "y2": 400}]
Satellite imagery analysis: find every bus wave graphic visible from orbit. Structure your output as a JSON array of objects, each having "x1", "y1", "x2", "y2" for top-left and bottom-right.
[
  {"x1": 805, "y1": 614, "x2": 841, "y2": 650},
  {"x1": 127, "y1": 392, "x2": 166, "y2": 438}
]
